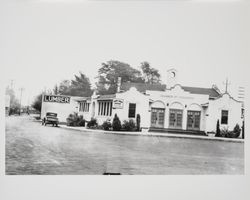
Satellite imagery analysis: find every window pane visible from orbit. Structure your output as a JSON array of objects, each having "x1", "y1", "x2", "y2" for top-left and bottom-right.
[
  {"x1": 221, "y1": 110, "x2": 228, "y2": 124},
  {"x1": 128, "y1": 103, "x2": 136, "y2": 118}
]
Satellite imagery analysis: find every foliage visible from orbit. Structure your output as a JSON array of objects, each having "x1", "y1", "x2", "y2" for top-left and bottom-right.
[
  {"x1": 122, "y1": 119, "x2": 136, "y2": 131},
  {"x1": 32, "y1": 93, "x2": 43, "y2": 113},
  {"x1": 215, "y1": 119, "x2": 221, "y2": 137},
  {"x1": 96, "y1": 60, "x2": 144, "y2": 94},
  {"x1": 112, "y1": 114, "x2": 122, "y2": 131},
  {"x1": 102, "y1": 119, "x2": 112, "y2": 131},
  {"x1": 66, "y1": 113, "x2": 85, "y2": 127},
  {"x1": 87, "y1": 118, "x2": 98, "y2": 128},
  {"x1": 242, "y1": 121, "x2": 244, "y2": 139},
  {"x1": 220, "y1": 127, "x2": 229, "y2": 137},
  {"x1": 5, "y1": 86, "x2": 21, "y2": 115},
  {"x1": 70, "y1": 72, "x2": 92, "y2": 96},
  {"x1": 225, "y1": 124, "x2": 241, "y2": 138},
  {"x1": 136, "y1": 114, "x2": 141, "y2": 131},
  {"x1": 57, "y1": 72, "x2": 92, "y2": 97},
  {"x1": 140, "y1": 61, "x2": 161, "y2": 84}
]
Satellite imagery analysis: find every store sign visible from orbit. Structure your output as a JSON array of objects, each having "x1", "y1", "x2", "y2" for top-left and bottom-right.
[
  {"x1": 161, "y1": 95, "x2": 194, "y2": 100},
  {"x1": 43, "y1": 95, "x2": 70, "y2": 103},
  {"x1": 113, "y1": 99, "x2": 124, "y2": 109}
]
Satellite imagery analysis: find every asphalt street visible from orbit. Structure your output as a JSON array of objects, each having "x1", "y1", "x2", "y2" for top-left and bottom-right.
[{"x1": 5, "y1": 115, "x2": 244, "y2": 175}]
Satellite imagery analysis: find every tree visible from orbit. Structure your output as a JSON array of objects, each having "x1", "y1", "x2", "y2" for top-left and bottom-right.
[
  {"x1": 32, "y1": 93, "x2": 43, "y2": 113},
  {"x1": 140, "y1": 61, "x2": 161, "y2": 84},
  {"x1": 58, "y1": 72, "x2": 92, "y2": 97},
  {"x1": 215, "y1": 119, "x2": 221, "y2": 137},
  {"x1": 58, "y1": 80, "x2": 71, "y2": 95},
  {"x1": 112, "y1": 114, "x2": 122, "y2": 131},
  {"x1": 53, "y1": 84, "x2": 59, "y2": 95},
  {"x1": 136, "y1": 114, "x2": 141, "y2": 131},
  {"x1": 70, "y1": 72, "x2": 92, "y2": 96},
  {"x1": 5, "y1": 86, "x2": 20, "y2": 115},
  {"x1": 96, "y1": 60, "x2": 144, "y2": 94}
]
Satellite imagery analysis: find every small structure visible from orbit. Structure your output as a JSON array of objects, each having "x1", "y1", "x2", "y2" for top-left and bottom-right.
[{"x1": 41, "y1": 94, "x2": 82, "y2": 123}]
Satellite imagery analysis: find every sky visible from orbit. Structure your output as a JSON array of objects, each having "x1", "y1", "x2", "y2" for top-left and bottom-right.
[{"x1": 1, "y1": 0, "x2": 249, "y2": 106}]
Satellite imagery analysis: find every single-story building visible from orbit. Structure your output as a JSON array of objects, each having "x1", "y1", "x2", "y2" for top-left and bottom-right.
[
  {"x1": 41, "y1": 69, "x2": 244, "y2": 135},
  {"x1": 77, "y1": 69, "x2": 243, "y2": 134},
  {"x1": 41, "y1": 94, "x2": 82, "y2": 123}
]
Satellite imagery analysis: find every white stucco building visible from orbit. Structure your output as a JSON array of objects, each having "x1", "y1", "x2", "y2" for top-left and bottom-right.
[
  {"x1": 41, "y1": 70, "x2": 243, "y2": 135},
  {"x1": 77, "y1": 69, "x2": 243, "y2": 134}
]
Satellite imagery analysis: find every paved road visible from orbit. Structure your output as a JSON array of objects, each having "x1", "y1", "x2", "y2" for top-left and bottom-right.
[{"x1": 5, "y1": 116, "x2": 244, "y2": 175}]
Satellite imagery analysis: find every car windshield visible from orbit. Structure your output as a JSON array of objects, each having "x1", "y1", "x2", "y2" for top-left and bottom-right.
[{"x1": 46, "y1": 113, "x2": 57, "y2": 117}]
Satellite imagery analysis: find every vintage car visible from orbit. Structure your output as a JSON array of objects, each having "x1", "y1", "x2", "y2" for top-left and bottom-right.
[{"x1": 42, "y1": 112, "x2": 59, "y2": 127}]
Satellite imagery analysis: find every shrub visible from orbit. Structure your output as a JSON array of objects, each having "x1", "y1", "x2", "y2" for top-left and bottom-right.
[
  {"x1": 220, "y1": 127, "x2": 229, "y2": 137},
  {"x1": 102, "y1": 120, "x2": 112, "y2": 131},
  {"x1": 77, "y1": 115, "x2": 85, "y2": 126},
  {"x1": 87, "y1": 118, "x2": 98, "y2": 128},
  {"x1": 242, "y1": 121, "x2": 244, "y2": 139},
  {"x1": 215, "y1": 119, "x2": 221, "y2": 137},
  {"x1": 66, "y1": 113, "x2": 85, "y2": 127},
  {"x1": 233, "y1": 124, "x2": 241, "y2": 138},
  {"x1": 122, "y1": 119, "x2": 136, "y2": 131},
  {"x1": 136, "y1": 114, "x2": 141, "y2": 131},
  {"x1": 112, "y1": 114, "x2": 121, "y2": 131},
  {"x1": 226, "y1": 124, "x2": 241, "y2": 138}
]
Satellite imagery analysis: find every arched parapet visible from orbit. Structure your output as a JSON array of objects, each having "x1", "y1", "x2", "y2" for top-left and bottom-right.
[
  {"x1": 169, "y1": 102, "x2": 184, "y2": 110},
  {"x1": 187, "y1": 103, "x2": 202, "y2": 111},
  {"x1": 151, "y1": 100, "x2": 165, "y2": 109}
]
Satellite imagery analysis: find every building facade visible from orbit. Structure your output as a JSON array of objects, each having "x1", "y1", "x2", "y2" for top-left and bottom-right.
[{"x1": 41, "y1": 70, "x2": 243, "y2": 134}]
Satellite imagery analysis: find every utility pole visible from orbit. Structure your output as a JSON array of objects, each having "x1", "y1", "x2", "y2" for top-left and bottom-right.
[
  {"x1": 223, "y1": 78, "x2": 231, "y2": 93},
  {"x1": 19, "y1": 87, "x2": 24, "y2": 115}
]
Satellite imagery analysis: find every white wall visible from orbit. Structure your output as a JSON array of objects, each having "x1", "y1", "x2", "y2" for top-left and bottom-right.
[
  {"x1": 41, "y1": 95, "x2": 79, "y2": 123},
  {"x1": 206, "y1": 93, "x2": 242, "y2": 132}
]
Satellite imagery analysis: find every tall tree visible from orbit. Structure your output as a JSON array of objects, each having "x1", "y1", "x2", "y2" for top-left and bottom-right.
[
  {"x1": 32, "y1": 93, "x2": 43, "y2": 113},
  {"x1": 70, "y1": 72, "x2": 92, "y2": 96},
  {"x1": 140, "y1": 61, "x2": 161, "y2": 84},
  {"x1": 96, "y1": 60, "x2": 143, "y2": 94},
  {"x1": 58, "y1": 80, "x2": 71, "y2": 95},
  {"x1": 5, "y1": 86, "x2": 20, "y2": 115}
]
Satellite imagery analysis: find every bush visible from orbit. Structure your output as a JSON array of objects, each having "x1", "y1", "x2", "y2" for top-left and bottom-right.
[
  {"x1": 66, "y1": 113, "x2": 85, "y2": 127},
  {"x1": 102, "y1": 120, "x2": 112, "y2": 131},
  {"x1": 226, "y1": 124, "x2": 241, "y2": 138},
  {"x1": 215, "y1": 119, "x2": 221, "y2": 137},
  {"x1": 242, "y1": 121, "x2": 244, "y2": 139},
  {"x1": 220, "y1": 127, "x2": 229, "y2": 137},
  {"x1": 136, "y1": 114, "x2": 141, "y2": 131},
  {"x1": 112, "y1": 114, "x2": 121, "y2": 131},
  {"x1": 122, "y1": 119, "x2": 136, "y2": 131},
  {"x1": 87, "y1": 118, "x2": 98, "y2": 128},
  {"x1": 233, "y1": 124, "x2": 241, "y2": 138}
]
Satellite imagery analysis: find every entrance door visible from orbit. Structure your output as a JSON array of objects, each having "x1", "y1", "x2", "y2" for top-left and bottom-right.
[
  {"x1": 169, "y1": 109, "x2": 183, "y2": 129},
  {"x1": 187, "y1": 110, "x2": 201, "y2": 130},
  {"x1": 151, "y1": 108, "x2": 165, "y2": 128}
]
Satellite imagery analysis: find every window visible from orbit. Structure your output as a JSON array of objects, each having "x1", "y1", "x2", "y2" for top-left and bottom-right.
[
  {"x1": 221, "y1": 110, "x2": 228, "y2": 124},
  {"x1": 128, "y1": 103, "x2": 136, "y2": 118},
  {"x1": 79, "y1": 102, "x2": 90, "y2": 112},
  {"x1": 98, "y1": 100, "x2": 113, "y2": 116}
]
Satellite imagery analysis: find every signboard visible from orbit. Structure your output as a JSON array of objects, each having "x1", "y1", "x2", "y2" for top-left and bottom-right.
[
  {"x1": 43, "y1": 95, "x2": 70, "y2": 103},
  {"x1": 113, "y1": 99, "x2": 124, "y2": 109}
]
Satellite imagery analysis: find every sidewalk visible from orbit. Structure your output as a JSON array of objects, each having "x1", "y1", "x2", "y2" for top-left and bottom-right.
[{"x1": 59, "y1": 125, "x2": 244, "y2": 143}]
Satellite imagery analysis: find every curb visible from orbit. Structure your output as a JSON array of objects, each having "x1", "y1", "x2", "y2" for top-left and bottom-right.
[{"x1": 59, "y1": 125, "x2": 244, "y2": 143}]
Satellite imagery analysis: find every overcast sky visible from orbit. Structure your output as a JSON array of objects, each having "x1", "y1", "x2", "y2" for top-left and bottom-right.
[{"x1": 1, "y1": 0, "x2": 249, "y2": 106}]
